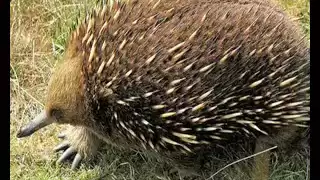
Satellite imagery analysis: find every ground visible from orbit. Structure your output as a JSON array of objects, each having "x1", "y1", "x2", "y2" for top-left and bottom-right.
[{"x1": 10, "y1": 0, "x2": 310, "y2": 179}]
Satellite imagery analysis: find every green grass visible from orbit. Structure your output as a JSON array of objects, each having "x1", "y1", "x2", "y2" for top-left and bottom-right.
[
  {"x1": 275, "y1": 0, "x2": 310, "y2": 38},
  {"x1": 10, "y1": 0, "x2": 310, "y2": 179}
]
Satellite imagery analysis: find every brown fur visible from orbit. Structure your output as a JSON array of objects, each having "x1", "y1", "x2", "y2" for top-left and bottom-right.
[{"x1": 46, "y1": 49, "x2": 86, "y2": 125}]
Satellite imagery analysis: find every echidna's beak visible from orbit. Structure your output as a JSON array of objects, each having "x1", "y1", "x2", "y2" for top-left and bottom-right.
[{"x1": 17, "y1": 110, "x2": 53, "y2": 138}]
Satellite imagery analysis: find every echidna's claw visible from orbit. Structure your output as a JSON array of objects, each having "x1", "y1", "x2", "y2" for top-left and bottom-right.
[
  {"x1": 55, "y1": 144, "x2": 83, "y2": 170},
  {"x1": 54, "y1": 127, "x2": 101, "y2": 170},
  {"x1": 57, "y1": 147, "x2": 77, "y2": 164},
  {"x1": 57, "y1": 132, "x2": 66, "y2": 139},
  {"x1": 54, "y1": 141, "x2": 69, "y2": 152},
  {"x1": 54, "y1": 133, "x2": 83, "y2": 170},
  {"x1": 71, "y1": 153, "x2": 82, "y2": 170}
]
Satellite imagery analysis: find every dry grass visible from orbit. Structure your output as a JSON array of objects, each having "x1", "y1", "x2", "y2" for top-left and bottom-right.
[{"x1": 10, "y1": 0, "x2": 310, "y2": 179}]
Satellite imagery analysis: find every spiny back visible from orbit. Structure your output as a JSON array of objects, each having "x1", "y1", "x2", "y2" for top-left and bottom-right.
[{"x1": 65, "y1": 0, "x2": 309, "y2": 152}]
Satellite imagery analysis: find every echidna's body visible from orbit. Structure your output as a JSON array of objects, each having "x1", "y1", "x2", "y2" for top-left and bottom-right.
[{"x1": 18, "y1": 0, "x2": 309, "y2": 177}]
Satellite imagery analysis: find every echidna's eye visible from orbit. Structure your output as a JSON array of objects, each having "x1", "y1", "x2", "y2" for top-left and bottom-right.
[{"x1": 50, "y1": 108, "x2": 64, "y2": 120}]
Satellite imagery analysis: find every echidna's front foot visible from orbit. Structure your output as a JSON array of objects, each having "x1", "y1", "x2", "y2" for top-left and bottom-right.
[
  {"x1": 54, "y1": 133, "x2": 83, "y2": 170},
  {"x1": 54, "y1": 126, "x2": 103, "y2": 170}
]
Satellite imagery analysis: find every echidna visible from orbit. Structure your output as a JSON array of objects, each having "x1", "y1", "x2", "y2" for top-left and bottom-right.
[{"x1": 17, "y1": 0, "x2": 309, "y2": 178}]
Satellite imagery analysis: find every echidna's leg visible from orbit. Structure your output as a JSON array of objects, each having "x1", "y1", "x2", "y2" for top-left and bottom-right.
[
  {"x1": 251, "y1": 126, "x2": 305, "y2": 180},
  {"x1": 251, "y1": 137, "x2": 271, "y2": 180},
  {"x1": 54, "y1": 125, "x2": 103, "y2": 170}
]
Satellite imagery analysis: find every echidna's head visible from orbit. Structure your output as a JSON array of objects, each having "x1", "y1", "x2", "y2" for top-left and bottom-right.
[{"x1": 17, "y1": 45, "x2": 87, "y2": 138}]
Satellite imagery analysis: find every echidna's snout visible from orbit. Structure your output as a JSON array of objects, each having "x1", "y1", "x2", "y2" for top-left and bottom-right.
[{"x1": 17, "y1": 110, "x2": 54, "y2": 138}]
